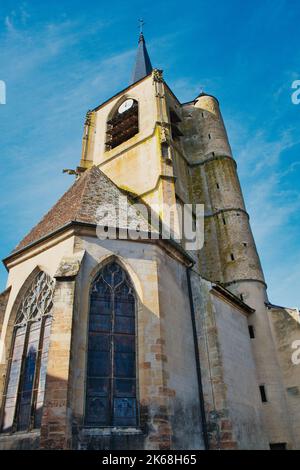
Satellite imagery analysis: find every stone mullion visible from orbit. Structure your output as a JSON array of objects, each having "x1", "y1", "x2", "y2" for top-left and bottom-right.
[
  {"x1": 110, "y1": 288, "x2": 115, "y2": 426},
  {"x1": 29, "y1": 316, "x2": 46, "y2": 430}
]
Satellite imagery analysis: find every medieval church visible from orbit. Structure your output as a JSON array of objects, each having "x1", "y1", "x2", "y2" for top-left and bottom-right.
[{"x1": 0, "y1": 32, "x2": 299, "y2": 450}]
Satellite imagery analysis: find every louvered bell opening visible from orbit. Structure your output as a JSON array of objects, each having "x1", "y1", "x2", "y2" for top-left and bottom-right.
[{"x1": 106, "y1": 102, "x2": 139, "y2": 150}]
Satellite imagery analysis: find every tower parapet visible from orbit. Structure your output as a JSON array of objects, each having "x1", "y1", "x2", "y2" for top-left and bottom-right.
[{"x1": 194, "y1": 93, "x2": 233, "y2": 161}]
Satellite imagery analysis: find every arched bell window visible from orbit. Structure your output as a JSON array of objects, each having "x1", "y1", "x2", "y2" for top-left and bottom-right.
[
  {"x1": 85, "y1": 261, "x2": 137, "y2": 427},
  {"x1": 1, "y1": 271, "x2": 54, "y2": 433},
  {"x1": 105, "y1": 99, "x2": 139, "y2": 150}
]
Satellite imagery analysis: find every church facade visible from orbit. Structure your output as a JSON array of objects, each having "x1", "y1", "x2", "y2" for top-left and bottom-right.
[{"x1": 0, "y1": 33, "x2": 299, "y2": 450}]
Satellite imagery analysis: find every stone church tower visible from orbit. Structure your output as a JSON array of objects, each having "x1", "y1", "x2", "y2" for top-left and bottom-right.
[{"x1": 0, "y1": 32, "x2": 299, "y2": 450}]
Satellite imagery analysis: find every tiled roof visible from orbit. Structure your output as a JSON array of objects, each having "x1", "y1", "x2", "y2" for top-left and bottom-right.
[{"x1": 14, "y1": 166, "x2": 153, "y2": 252}]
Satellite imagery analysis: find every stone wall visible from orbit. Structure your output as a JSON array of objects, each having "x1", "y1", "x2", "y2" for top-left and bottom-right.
[
  {"x1": 230, "y1": 281, "x2": 294, "y2": 448},
  {"x1": 0, "y1": 287, "x2": 11, "y2": 414},
  {"x1": 190, "y1": 272, "x2": 268, "y2": 449},
  {"x1": 0, "y1": 237, "x2": 75, "y2": 450},
  {"x1": 0, "y1": 288, "x2": 10, "y2": 336},
  {"x1": 211, "y1": 291, "x2": 267, "y2": 449},
  {"x1": 268, "y1": 306, "x2": 300, "y2": 448},
  {"x1": 156, "y1": 250, "x2": 204, "y2": 449},
  {"x1": 69, "y1": 236, "x2": 205, "y2": 450}
]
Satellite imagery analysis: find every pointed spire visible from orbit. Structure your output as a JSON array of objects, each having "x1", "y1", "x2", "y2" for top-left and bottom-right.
[{"x1": 131, "y1": 24, "x2": 153, "y2": 84}]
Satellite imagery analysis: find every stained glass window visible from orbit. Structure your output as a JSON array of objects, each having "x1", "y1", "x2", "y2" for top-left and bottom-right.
[
  {"x1": 85, "y1": 262, "x2": 137, "y2": 427},
  {"x1": 1, "y1": 271, "x2": 54, "y2": 433}
]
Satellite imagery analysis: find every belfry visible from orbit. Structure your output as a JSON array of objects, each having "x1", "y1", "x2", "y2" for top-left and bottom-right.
[{"x1": 0, "y1": 31, "x2": 299, "y2": 450}]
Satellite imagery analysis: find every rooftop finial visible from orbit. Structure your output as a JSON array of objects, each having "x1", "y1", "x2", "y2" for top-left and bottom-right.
[{"x1": 139, "y1": 18, "x2": 145, "y2": 35}]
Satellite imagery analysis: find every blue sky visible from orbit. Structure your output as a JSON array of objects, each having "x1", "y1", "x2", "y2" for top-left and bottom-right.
[{"x1": 0, "y1": 0, "x2": 299, "y2": 307}]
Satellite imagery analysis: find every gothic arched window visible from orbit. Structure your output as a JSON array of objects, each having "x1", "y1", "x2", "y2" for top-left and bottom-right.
[
  {"x1": 1, "y1": 271, "x2": 54, "y2": 433},
  {"x1": 85, "y1": 261, "x2": 137, "y2": 427},
  {"x1": 105, "y1": 99, "x2": 139, "y2": 150}
]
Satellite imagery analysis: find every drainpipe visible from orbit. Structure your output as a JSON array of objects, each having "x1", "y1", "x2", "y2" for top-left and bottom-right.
[{"x1": 186, "y1": 265, "x2": 209, "y2": 450}]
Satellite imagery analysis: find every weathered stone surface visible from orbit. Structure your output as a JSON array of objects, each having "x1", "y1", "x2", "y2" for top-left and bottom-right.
[
  {"x1": 0, "y1": 431, "x2": 40, "y2": 450},
  {"x1": 0, "y1": 287, "x2": 10, "y2": 336},
  {"x1": 1, "y1": 65, "x2": 299, "y2": 452},
  {"x1": 39, "y1": 278, "x2": 77, "y2": 449},
  {"x1": 54, "y1": 251, "x2": 85, "y2": 279},
  {"x1": 267, "y1": 305, "x2": 300, "y2": 448}
]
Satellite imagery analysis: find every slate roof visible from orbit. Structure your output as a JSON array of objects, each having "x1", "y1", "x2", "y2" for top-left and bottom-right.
[
  {"x1": 131, "y1": 33, "x2": 153, "y2": 84},
  {"x1": 14, "y1": 166, "x2": 154, "y2": 253}
]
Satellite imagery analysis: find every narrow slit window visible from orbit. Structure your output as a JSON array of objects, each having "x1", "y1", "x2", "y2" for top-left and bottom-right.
[
  {"x1": 170, "y1": 108, "x2": 183, "y2": 141},
  {"x1": 259, "y1": 385, "x2": 268, "y2": 403},
  {"x1": 248, "y1": 325, "x2": 255, "y2": 339},
  {"x1": 230, "y1": 253, "x2": 235, "y2": 261}
]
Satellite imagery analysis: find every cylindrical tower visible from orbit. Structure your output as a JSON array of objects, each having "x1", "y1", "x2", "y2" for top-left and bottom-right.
[
  {"x1": 182, "y1": 93, "x2": 265, "y2": 293},
  {"x1": 181, "y1": 92, "x2": 294, "y2": 447}
]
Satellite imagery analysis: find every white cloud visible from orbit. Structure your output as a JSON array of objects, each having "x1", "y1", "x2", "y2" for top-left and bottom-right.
[{"x1": 4, "y1": 15, "x2": 15, "y2": 33}]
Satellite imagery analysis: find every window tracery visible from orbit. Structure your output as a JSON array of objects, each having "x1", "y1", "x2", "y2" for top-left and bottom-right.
[
  {"x1": 85, "y1": 261, "x2": 137, "y2": 427},
  {"x1": 1, "y1": 271, "x2": 54, "y2": 433}
]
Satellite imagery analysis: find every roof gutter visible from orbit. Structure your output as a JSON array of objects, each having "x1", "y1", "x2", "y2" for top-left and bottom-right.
[{"x1": 3, "y1": 221, "x2": 195, "y2": 270}]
